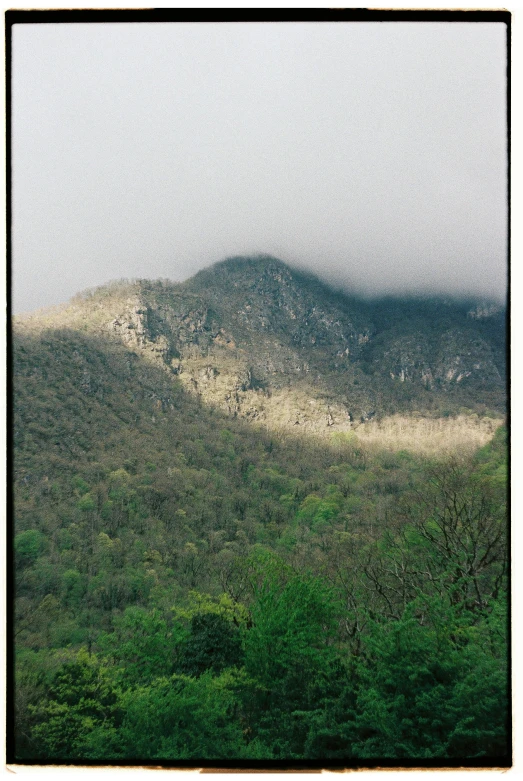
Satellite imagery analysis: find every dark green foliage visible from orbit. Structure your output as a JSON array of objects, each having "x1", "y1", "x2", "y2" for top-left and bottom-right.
[
  {"x1": 180, "y1": 612, "x2": 243, "y2": 677},
  {"x1": 243, "y1": 553, "x2": 339, "y2": 690},
  {"x1": 239, "y1": 556, "x2": 345, "y2": 757},
  {"x1": 351, "y1": 596, "x2": 509, "y2": 759},
  {"x1": 15, "y1": 529, "x2": 46, "y2": 568},
  {"x1": 111, "y1": 671, "x2": 250, "y2": 760}
]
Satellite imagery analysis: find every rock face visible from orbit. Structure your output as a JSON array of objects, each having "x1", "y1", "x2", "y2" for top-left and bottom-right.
[{"x1": 14, "y1": 255, "x2": 506, "y2": 434}]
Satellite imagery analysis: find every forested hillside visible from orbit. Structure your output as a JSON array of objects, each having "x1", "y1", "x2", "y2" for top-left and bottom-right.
[{"x1": 11, "y1": 258, "x2": 509, "y2": 765}]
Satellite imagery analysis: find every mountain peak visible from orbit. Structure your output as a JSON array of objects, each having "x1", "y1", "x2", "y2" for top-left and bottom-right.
[
  {"x1": 13, "y1": 254, "x2": 506, "y2": 430},
  {"x1": 184, "y1": 254, "x2": 295, "y2": 291}
]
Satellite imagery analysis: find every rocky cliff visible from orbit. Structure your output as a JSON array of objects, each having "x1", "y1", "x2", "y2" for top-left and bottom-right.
[{"x1": 14, "y1": 255, "x2": 506, "y2": 439}]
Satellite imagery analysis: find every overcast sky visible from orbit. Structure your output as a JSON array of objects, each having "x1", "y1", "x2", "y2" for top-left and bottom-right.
[{"x1": 11, "y1": 20, "x2": 507, "y2": 313}]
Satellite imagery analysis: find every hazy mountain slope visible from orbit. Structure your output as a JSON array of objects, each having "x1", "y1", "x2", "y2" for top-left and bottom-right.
[
  {"x1": 183, "y1": 256, "x2": 506, "y2": 415},
  {"x1": 14, "y1": 255, "x2": 506, "y2": 441}
]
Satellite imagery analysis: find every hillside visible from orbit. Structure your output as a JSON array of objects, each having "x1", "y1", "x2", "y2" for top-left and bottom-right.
[
  {"x1": 14, "y1": 255, "x2": 506, "y2": 446},
  {"x1": 11, "y1": 256, "x2": 509, "y2": 764}
]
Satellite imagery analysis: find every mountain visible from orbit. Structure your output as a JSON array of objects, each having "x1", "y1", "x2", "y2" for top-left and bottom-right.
[
  {"x1": 11, "y1": 255, "x2": 509, "y2": 763},
  {"x1": 14, "y1": 255, "x2": 506, "y2": 442}
]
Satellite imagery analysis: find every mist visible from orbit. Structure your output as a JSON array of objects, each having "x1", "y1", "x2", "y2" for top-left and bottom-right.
[{"x1": 11, "y1": 20, "x2": 507, "y2": 313}]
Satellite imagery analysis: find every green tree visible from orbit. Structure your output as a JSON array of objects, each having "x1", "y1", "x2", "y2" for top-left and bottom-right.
[
  {"x1": 180, "y1": 612, "x2": 242, "y2": 677},
  {"x1": 112, "y1": 671, "x2": 251, "y2": 760},
  {"x1": 351, "y1": 595, "x2": 509, "y2": 759},
  {"x1": 15, "y1": 529, "x2": 46, "y2": 569},
  {"x1": 27, "y1": 649, "x2": 122, "y2": 760},
  {"x1": 98, "y1": 606, "x2": 181, "y2": 684},
  {"x1": 241, "y1": 552, "x2": 340, "y2": 756}
]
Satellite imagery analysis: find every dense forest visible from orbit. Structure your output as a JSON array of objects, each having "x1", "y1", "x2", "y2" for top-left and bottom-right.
[{"x1": 11, "y1": 314, "x2": 509, "y2": 765}]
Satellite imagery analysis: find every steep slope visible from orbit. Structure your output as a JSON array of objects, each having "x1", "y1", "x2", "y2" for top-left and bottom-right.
[
  {"x1": 183, "y1": 256, "x2": 506, "y2": 416},
  {"x1": 14, "y1": 255, "x2": 506, "y2": 440}
]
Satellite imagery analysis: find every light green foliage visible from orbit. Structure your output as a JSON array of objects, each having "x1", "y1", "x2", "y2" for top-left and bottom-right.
[
  {"x1": 27, "y1": 649, "x2": 122, "y2": 760},
  {"x1": 245, "y1": 558, "x2": 333, "y2": 674},
  {"x1": 244, "y1": 564, "x2": 338, "y2": 686},
  {"x1": 98, "y1": 606, "x2": 182, "y2": 684},
  {"x1": 77, "y1": 493, "x2": 95, "y2": 512},
  {"x1": 238, "y1": 553, "x2": 347, "y2": 757},
  {"x1": 173, "y1": 590, "x2": 249, "y2": 625},
  {"x1": 110, "y1": 468, "x2": 131, "y2": 484},
  {"x1": 297, "y1": 493, "x2": 342, "y2": 530}
]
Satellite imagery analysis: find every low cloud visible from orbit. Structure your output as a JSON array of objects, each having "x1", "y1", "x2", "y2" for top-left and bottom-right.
[{"x1": 12, "y1": 21, "x2": 507, "y2": 313}]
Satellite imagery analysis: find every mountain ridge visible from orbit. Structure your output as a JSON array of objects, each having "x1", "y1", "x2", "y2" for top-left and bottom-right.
[{"x1": 13, "y1": 255, "x2": 507, "y2": 438}]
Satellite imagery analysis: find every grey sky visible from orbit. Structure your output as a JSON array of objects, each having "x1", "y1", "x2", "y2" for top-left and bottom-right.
[{"x1": 12, "y1": 21, "x2": 507, "y2": 313}]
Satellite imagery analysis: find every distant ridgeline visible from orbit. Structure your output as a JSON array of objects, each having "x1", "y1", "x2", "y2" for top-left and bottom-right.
[
  {"x1": 12, "y1": 256, "x2": 509, "y2": 763},
  {"x1": 15, "y1": 255, "x2": 506, "y2": 442}
]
